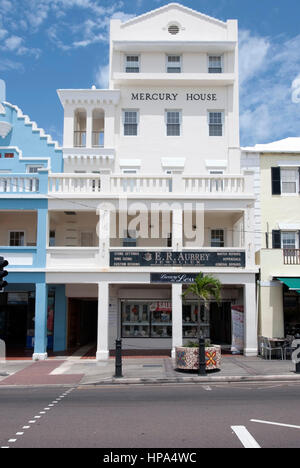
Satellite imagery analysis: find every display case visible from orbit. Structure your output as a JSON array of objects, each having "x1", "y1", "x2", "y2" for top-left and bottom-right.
[
  {"x1": 182, "y1": 303, "x2": 210, "y2": 339},
  {"x1": 150, "y1": 306, "x2": 172, "y2": 338}
]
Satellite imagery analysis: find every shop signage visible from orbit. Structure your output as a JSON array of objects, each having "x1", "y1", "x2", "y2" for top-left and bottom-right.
[
  {"x1": 131, "y1": 92, "x2": 217, "y2": 102},
  {"x1": 110, "y1": 251, "x2": 245, "y2": 268},
  {"x1": 151, "y1": 273, "x2": 199, "y2": 284}
]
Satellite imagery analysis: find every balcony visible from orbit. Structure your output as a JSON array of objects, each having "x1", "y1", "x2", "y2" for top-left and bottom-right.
[
  {"x1": 48, "y1": 172, "x2": 253, "y2": 197},
  {"x1": 283, "y1": 249, "x2": 300, "y2": 265},
  {"x1": 0, "y1": 174, "x2": 44, "y2": 194}
]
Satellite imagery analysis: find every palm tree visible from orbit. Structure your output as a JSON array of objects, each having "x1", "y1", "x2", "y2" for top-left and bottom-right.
[{"x1": 182, "y1": 273, "x2": 222, "y2": 341}]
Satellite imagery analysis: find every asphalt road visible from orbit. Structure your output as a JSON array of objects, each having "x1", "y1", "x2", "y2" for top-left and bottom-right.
[{"x1": 1, "y1": 382, "x2": 300, "y2": 449}]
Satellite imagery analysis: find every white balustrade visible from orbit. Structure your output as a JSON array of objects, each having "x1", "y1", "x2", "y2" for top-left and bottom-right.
[
  {"x1": 47, "y1": 174, "x2": 250, "y2": 195},
  {"x1": 0, "y1": 175, "x2": 39, "y2": 193}
]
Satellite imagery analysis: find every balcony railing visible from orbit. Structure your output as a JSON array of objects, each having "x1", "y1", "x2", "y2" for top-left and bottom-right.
[
  {"x1": 283, "y1": 249, "x2": 300, "y2": 265},
  {"x1": 92, "y1": 131, "x2": 104, "y2": 148},
  {"x1": 48, "y1": 173, "x2": 253, "y2": 196},
  {"x1": 74, "y1": 131, "x2": 86, "y2": 148},
  {"x1": 0, "y1": 175, "x2": 40, "y2": 193}
]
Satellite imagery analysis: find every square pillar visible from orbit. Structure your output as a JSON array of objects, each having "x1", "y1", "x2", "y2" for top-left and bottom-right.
[
  {"x1": 243, "y1": 279, "x2": 258, "y2": 356},
  {"x1": 33, "y1": 282, "x2": 48, "y2": 361},
  {"x1": 96, "y1": 282, "x2": 110, "y2": 361},
  {"x1": 171, "y1": 283, "x2": 183, "y2": 358},
  {"x1": 53, "y1": 285, "x2": 67, "y2": 352},
  {"x1": 86, "y1": 107, "x2": 93, "y2": 148}
]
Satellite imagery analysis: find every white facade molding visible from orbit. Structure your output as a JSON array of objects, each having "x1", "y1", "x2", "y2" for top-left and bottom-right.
[
  {"x1": 57, "y1": 89, "x2": 121, "y2": 107},
  {"x1": 205, "y1": 159, "x2": 227, "y2": 168},
  {"x1": 119, "y1": 159, "x2": 141, "y2": 167},
  {"x1": 278, "y1": 223, "x2": 300, "y2": 230},
  {"x1": 161, "y1": 157, "x2": 185, "y2": 168}
]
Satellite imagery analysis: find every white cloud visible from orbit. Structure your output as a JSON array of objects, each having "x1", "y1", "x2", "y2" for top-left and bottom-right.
[
  {"x1": 239, "y1": 30, "x2": 300, "y2": 145},
  {"x1": 95, "y1": 63, "x2": 110, "y2": 89},
  {"x1": 4, "y1": 35, "x2": 23, "y2": 51}
]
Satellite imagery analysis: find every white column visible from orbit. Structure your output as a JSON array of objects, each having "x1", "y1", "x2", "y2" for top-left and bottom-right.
[
  {"x1": 96, "y1": 282, "x2": 110, "y2": 361},
  {"x1": 98, "y1": 209, "x2": 110, "y2": 268},
  {"x1": 172, "y1": 209, "x2": 183, "y2": 251},
  {"x1": 171, "y1": 283, "x2": 183, "y2": 358},
  {"x1": 86, "y1": 107, "x2": 93, "y2": 148},
  {"x1": 243, "y1": 279, "x2": 258, "y2": 356},
  {"x1": 244, "y1": 204, "x2": 255, "y2": 268}
]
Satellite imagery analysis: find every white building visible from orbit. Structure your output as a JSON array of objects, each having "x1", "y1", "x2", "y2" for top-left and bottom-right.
[{"x1": 46, "y1": 3, "x2": 258, "y2": 359}]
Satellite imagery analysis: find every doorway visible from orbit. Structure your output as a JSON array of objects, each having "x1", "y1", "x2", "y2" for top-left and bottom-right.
[
  {"x1": 210, "y1": 302, "x2": 232, "y2": 345},
  {"x1": 68, "y1": 299, "x2": 98, "y2": 349}
]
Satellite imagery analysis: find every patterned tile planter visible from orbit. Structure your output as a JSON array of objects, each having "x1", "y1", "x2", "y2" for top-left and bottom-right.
[{"x1": 175, "y1": 345, "x2": 221, "y2": 371}]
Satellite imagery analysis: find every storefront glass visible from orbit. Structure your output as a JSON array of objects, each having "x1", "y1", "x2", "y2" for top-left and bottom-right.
[{"x1": 121, "y1": 301, "x2": 172, "y2": 338}]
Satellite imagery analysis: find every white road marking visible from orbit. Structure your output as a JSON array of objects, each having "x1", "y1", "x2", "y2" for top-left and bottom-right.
[
  {"x1": 8, "y1": 439, "x2": 17, "y2": 443},
  {"x1": 251, "y1": 419, "x2": 300, "y2": 430},
  {"x1": 203, "y1": 385, "x2": 212, "y2": 391},
  {"x1": 23, "y1": 426, "x2": 30, "y2": 429},
  {"x1": 231, "y1": 426, "x2": 261, "y2": 448},
  {"x1": 16, "y1": 432, "x2": 24, "y2": 436},
  {"x1": 29, "y1": 421, "x2": 36, "y2": 423}
]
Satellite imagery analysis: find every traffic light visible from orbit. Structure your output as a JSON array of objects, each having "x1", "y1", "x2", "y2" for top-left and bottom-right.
[{"x1": 0, "y1": 257, "x2": 9, "y2": 291}]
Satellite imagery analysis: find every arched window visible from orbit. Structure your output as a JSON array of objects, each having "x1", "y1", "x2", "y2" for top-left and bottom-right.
[
  {"x1": 74, "y1": 108, "x2": 87, "y2": 147},
  {"x1": 92, "y1": 109, "x2": 105, "y2": 147}
]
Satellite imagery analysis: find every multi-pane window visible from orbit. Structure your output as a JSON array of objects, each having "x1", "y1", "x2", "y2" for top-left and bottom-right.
[
  {"x1": 166, "y1": 110, "x2": 181, "y2": 136},
  {"x1": 208, "y1": 112, "x2": 223, "y2": 136},
  {"x1": 281, "y1": 169, "x2": 298, "y2": 194},
  {"x1": 211, "y1": 229, "x2": 225, "y2": 248},
  {"x1": 208, "y1": 56, "x2": 222, "y2": 73},
  {"x1": 9, "y1": 231, "x2": 25, "y2": 247},
  {"x1": 167, "y1": 55, "x2": 181, "y2": 73},
  {"x1": 123, "y1": 110, "x2": 138, "y2": 136},
  {"x1": 282, "y1": 231, "x2": 297, "y2": 249},
  {"x1": 125, "y1": 55, "x2": 140, "y2": 73}
]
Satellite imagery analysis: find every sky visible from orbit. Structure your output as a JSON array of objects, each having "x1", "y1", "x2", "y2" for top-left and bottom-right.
[{"x1": 1, "y1": 0, "x2": 300, "y2": 147}]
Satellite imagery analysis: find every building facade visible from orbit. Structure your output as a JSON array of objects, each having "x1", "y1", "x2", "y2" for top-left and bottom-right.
[
  {"x1": 242, "y1": 138, "x2": 300, "y2": 340},
  {"x1": 0, "y1": 79, "x2": 63, "y2": 359},
  {"x1": 0, "y1": 3, "x2": 258, "y2": 360}
]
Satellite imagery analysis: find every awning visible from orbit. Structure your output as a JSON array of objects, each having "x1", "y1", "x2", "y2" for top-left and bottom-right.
[{"x1": 277, "y1": 277, "x2": 300, "y2": 293}]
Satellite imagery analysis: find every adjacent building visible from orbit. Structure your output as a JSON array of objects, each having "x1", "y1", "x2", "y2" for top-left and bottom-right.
[
  {"x1": 0, "y1": 79, "x2": 63, "y2": 359},
  {"x1": 242, "y1": 138, "x2": 300, "y2": 340}
]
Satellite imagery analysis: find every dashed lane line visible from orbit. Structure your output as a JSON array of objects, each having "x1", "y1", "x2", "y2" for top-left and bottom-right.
[{"x1": 1, "y1": 387, "x2": 76, "y2": 448}]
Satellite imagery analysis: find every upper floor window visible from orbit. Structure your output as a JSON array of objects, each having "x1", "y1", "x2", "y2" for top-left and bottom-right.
[
  {"x1": 281, "y1": 168, "x2": 299, "y2": 194},
  {"x1": 167, "y1": 55, "x2": 181, "y2": 73},
  {"x1": 166, "y1": 110, "x2": 181, "y2": 136},
  {"x1": 208, "y1": 56, "x2": 223, "y2": 73},
  {"x1": 211, "y1": 229, "x2": 225, "y2": 248},
  {"x1": 9, "y1": 231, "x2": 25, "y2": 247},
  {"x1": 123, "y1": 110, "x2": 139, "y2": 136},
  {"x1": 282, "y1": 231, "x2": 298, "y2": 249},
  {"x1": 125, "y1": 55, "x2": 140, "y2": 73},
  {"x1": 208, "y1": 111, "x2": 223, "y2": 136}
]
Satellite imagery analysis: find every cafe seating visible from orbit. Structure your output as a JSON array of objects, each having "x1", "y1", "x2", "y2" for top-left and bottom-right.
[{"x1": 261, "y1": 337, "x2": 284, "y2": 360}]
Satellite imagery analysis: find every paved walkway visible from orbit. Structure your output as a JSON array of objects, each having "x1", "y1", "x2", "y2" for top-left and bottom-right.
[{"x1": 0, "y1": 355, "x2": 298, "y2": 387}]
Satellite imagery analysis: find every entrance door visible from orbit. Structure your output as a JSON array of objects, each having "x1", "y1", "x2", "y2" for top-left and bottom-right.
[
  {"x1": 68, "y1": 299, "x2": 98, "y2": 349},
  {"x1": 210, "y1": 302, "x2": 232, "y2": 345}
]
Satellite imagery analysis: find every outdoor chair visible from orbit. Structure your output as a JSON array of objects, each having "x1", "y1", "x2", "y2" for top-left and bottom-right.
[
  {"x1": 283, "y1": 335, "x2": 295, "y2": 360},
  {"x1": 262, "y1": 337, "x2": 283, "y2": 360}
]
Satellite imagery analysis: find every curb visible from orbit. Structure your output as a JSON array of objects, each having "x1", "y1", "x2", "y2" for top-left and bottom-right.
[{"x1": 82, "y1": 374, "x2": 300, "y2": 386}]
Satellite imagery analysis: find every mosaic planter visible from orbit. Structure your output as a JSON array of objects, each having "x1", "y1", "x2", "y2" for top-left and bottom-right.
[{"x1": 175, "y1": 345, "x2": 221, "y2": 371}]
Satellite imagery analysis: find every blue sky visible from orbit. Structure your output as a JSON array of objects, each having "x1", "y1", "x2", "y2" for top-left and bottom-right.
[{"x1": 1, "y1": 0, "x2": 300, "y2": 146}]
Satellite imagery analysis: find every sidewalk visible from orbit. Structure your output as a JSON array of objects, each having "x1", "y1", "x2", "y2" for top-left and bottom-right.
[{"x1": 0, "y1": 355, "x2": 299, "y2": 387}]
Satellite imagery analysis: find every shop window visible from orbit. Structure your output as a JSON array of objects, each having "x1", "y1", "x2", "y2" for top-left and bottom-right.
[
  {"x1": 183, "y1": 303, "x2": 209, "y2": 339},
  {"x1": 121, "y1": 301, "x2": 172, "y2": 338},
  {"x1": 4, "y1": 153, "x2": 14, "y2": 158}
]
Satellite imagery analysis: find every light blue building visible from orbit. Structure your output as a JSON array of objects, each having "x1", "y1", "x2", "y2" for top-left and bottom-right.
[{"x1": 0, "y1": 79, "x2": 64, "y2": 359}]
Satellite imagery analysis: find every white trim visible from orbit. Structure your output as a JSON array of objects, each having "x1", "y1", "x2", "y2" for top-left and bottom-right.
[
  {"x1": 205, "y1": 159, "x2": 227, "y2": 168},
  {"x1": 161, "y1": 158, "x2": 185, "y2": 168},
  {"x1": 119, "y1": 159, "x2": 141, "y2": 167},
  {"x1": 279, "y1": 223, "x2": 300, "y2": 230},
  {"x1": 277, "y1": 160, "x2": 300, "y2": 167}
]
